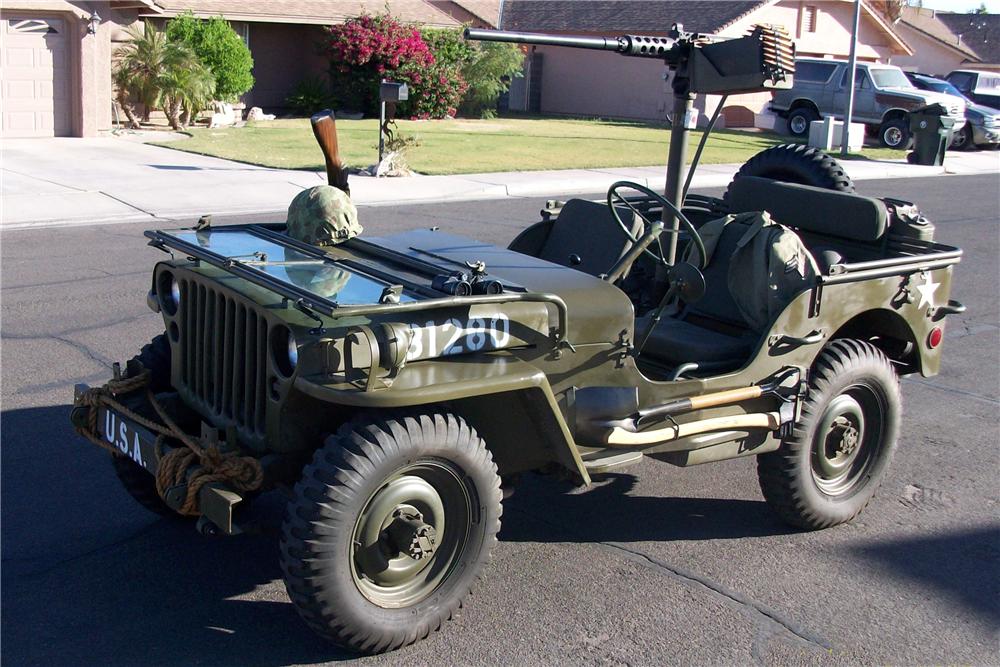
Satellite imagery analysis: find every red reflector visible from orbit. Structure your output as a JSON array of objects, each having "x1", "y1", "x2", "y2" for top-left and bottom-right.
[{"x1": 928, "y1": 327, "x2": 943, "y2": 349}]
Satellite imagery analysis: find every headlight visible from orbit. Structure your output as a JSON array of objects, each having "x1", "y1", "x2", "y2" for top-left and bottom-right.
[
  {"x1": 157, "y1": 271, "x2": 180, "y2": 315},
  {"x1": 272, "y1": 326, "x2": 298, "y2": 377},
  {"x1": 287, "y1": 331, "x2": 299, "y2": 369}
]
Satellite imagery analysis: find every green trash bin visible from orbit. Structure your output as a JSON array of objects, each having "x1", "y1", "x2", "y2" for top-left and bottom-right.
[{"x1": 907, "y1": 103, "x2": 955, "y2": 166}]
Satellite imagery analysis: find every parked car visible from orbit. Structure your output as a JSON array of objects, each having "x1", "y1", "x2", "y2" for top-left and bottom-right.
[
  {"x1": 905, "y1": 72, "x2": 1000, "y2": 150},
  {"x1": 945, "y1": 69, "x2": 1000, "y2": 109},
  {"x1": 771, "y1": 58, "x2": 966, "y2": 148}
]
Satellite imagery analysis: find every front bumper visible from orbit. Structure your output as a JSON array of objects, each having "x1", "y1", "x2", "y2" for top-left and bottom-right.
[{"x1": 73, "y1": 383, "x2": 247, "y2": 533}]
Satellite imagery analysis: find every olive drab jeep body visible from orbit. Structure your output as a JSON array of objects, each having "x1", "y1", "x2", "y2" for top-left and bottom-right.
[{"x1": 72, "y1": 24, "x2": 964, "y2": 655}]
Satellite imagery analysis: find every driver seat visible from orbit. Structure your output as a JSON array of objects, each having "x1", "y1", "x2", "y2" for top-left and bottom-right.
[
  {"x1": 638, "y1": 218, "x2": 760, "y2": 371},
  {"x1": 508, "y1": 199, "x2": 643, "y2": 277}
]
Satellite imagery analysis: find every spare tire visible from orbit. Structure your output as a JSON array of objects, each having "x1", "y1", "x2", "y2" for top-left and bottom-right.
[{"x1": 725, "y1": 144, "x2": 855, "y2": 204}]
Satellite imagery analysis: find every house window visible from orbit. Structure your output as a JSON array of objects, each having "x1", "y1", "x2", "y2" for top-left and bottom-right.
[{"x1": 804, "y1": 6, "x2": 818, "y2": 33}]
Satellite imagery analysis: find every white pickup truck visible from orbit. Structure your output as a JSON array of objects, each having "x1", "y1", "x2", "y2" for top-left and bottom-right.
[{"x1": 771, "y1": 58, "x2": 966, "y2": 148}]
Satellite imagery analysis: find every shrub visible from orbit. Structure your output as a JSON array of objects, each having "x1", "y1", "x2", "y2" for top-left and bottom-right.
[
  {"x1": 324, "y1": 13, "x2": 464, "y2": 119},
  {"x1": 286, "y1": 76, "x2": 334, "y2": 115},
  {"x1": 459, "y1": 41, "x2": 524, "y2": 118},
  {"x1": 420, "y1": 28, "x2": 523, "y2": 118},
  {"x1": 166, "y1": 12, "x2": 254, "y2": 101}
]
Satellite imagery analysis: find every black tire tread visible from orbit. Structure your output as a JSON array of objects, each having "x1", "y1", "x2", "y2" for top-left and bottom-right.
[
  {"x1": 724, "y1": 144, "x2": 855, "y2": 207},
  {"x1": 111, "y1": 454, "x2": 174, "y2": 516},
  {"x1": 110, "y1": 333, "x2": 175, "y2": 516},
  {"x1": 757, "y1": 339, "x2": 900, "y2": 530},
  {"x1": 279, "y1": 409, "x2": 502, "y2": 654},
  {"x1": 131, "y1": 333, "x2": 171, "y2": 392}
]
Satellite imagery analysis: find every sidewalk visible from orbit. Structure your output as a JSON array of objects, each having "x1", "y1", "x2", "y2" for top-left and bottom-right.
[{"x1": 2, "y1": 137, "x2": 998, "y2": 229}]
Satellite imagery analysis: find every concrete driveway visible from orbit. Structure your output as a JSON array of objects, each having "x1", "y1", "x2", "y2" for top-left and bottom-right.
[{"x1": 2, "y1": 137, "x2": 323, "y2": 227}]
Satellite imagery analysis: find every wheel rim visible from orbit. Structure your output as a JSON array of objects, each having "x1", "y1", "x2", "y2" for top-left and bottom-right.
[
  {"x1": 351, "y1": 460, "x2": 475, "y2": 608},
  {"x1": 884, "y1": 126, "x2": 903, "y2": 147},
  {"x1": 810, "y1": 384, "x2": 885, "y2": 497},
  {"x1": 790, "y1": 115, "x2": 808, "y2": 134},
  {"x1": 953, "y1": 126, "x2": 970, "y2": 148}
]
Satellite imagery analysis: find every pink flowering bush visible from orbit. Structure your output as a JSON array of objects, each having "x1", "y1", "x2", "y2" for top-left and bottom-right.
[{"x1": 325, "y1": 14, "x2": 465, "y2": 119}]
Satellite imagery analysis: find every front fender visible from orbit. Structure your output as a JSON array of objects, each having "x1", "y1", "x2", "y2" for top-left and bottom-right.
[{"x1": 294, "y1": 355, "x2": 590, "y2": 483}]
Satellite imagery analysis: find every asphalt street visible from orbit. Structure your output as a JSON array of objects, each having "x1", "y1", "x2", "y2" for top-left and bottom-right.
[{"x1": 2, "y1": 174, "x2": 998, "y2": 666}]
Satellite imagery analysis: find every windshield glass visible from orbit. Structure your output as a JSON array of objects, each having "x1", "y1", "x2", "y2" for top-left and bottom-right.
[
  {"x1": 870, "y1": 68, "x2": 914, "y2": 89},
  {"x1": 921, "y1": 79, "x2": 970, "y2": 100},
  {"x1": 168, "y1": 228, "x2": 414, "y2": 305}
]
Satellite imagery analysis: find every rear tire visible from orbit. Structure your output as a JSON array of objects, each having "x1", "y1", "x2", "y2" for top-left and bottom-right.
[
  {"x1": 879, "y1": 118, "x2": 911, "y2": 149},
  {"x1": 757, "y1": 340, "x2": 901, "y2": 530},
  {"x1": 280, "y1": 410, "x2": 502, "y2": 654}
]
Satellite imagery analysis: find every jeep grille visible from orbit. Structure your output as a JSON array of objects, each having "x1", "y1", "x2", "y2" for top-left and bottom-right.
[{"x1": 178, "y1": 279, "x2": 268, "y2": 436}]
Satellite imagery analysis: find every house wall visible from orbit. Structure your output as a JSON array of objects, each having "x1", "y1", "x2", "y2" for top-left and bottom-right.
[
  {"x1": 242, "y1": 22, "x2": 330, "y2": 111},
  {"x1": 514, "y1": 0, "x2": 902, "y2": 126},
  {"x1": 888, "y1": 23, "x2": 968, "y2": 77},
  {"x1": 533, "y1": 39, "x2": 672, "y2": 121},
  {"x1": 1, "y1": 1, "x2": 138, "y2": 137}
]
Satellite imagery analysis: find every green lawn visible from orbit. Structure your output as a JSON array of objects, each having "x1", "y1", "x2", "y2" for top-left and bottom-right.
[{"x1": 153, "y1": 116, "x2": 903, "y2": 175}]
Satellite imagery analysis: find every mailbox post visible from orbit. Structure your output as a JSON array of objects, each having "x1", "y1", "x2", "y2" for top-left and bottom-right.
[{"x1": 379, "y1": 80, "x2": 409, "y2": 164}]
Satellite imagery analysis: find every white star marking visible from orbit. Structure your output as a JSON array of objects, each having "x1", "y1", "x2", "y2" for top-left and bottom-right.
[{"x1": 914, "y1": 273, "x2": 940, "y2": 309}]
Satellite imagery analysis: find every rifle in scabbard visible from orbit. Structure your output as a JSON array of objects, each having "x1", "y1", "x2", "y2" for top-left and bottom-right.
[{"x1": 310, "y1": 109, "x2": 350, "y2": 196}]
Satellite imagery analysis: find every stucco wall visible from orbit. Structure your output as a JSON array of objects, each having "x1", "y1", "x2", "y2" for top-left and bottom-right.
[
  {"x1": 889, "y1": 23, "x2": 968, "y2": 77},
  {"x1": 1, "y1": 1, "x2": 138, "y2": 136},
  {"x1": 534, "y1": 39, "x2": 671, "y2": 121},
  {"x1": 243, "y1": 22, "x2": 330, "y2": 111}
]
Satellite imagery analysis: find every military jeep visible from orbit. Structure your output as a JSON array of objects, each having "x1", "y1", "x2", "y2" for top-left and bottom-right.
[{"x1": 72, "y1": 25, "x2": 964, "y2": 654}]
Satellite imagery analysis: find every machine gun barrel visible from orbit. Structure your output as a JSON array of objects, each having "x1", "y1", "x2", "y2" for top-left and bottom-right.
[{"x1": 464, "y1": 28, "x2": 676, "y2": 58}]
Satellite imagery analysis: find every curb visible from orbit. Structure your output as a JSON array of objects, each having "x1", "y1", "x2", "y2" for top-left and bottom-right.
[{"x1": 3, "y1": 158, "x2": 995, "y2": 231}]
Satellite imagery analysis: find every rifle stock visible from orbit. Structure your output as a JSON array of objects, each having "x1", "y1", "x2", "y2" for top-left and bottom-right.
[{"x1": 310, "y1": 109, "x2": 350, "y2": 195}]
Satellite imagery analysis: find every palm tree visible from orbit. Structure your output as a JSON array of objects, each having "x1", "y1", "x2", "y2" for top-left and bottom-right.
[
  {"x1": 113, "y1": 20, "x2": 212, "y2": 127},
  {"x1": 113, "y1": 66, "x2": 142, "y2": 129},
  {"x1": 160, "y1": 61, "x2": 215, "y2": 129}
]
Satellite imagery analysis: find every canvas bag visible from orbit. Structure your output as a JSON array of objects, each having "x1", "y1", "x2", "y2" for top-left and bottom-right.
[{"x1": 686, "y1": 211, "x2": 819, "y2": 331}]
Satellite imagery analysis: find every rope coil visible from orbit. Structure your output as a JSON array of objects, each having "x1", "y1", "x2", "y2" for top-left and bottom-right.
[{"x1": 73, "y1": 367, "x2": 263, "y2": 516}]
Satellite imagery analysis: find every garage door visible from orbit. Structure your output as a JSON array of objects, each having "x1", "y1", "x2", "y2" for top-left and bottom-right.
[{"x1": 1, "y1": 16, "x2": 71, "y2": 137}]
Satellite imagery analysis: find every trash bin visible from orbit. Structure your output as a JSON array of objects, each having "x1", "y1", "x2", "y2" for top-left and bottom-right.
[{"x1": 907, "y1": 103, "x2": 955, "y2": 166}]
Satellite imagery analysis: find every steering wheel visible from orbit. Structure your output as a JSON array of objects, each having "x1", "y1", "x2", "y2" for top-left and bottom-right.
[{"x1": 606, "y1": 181, "x2": 706, "y2": 270}]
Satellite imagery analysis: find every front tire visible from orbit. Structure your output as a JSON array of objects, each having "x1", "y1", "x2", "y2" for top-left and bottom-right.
[
  {"x1": 280, "y1": 410, "x2": 502, "y2": 654},
  {"x1": 787, "y1": 107, "x2": 819, "y2": 137},
  {"x1": 111, "y1": 333, "x2": 176, "y2": 517},
  {"x1": 757, "y1": 340, "x2": 901, "y2": 530},
  {"x1": 951, "y1": 124, "x2": 975, "y2": 151}
]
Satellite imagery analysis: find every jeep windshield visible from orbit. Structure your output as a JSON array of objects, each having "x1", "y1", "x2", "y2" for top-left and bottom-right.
[
  {"x1": 870, "y1": 67, "x2": 914, "y2": 89},
  {"x1": 152, "y1": 226, "x2": 415, "y2": 306}
]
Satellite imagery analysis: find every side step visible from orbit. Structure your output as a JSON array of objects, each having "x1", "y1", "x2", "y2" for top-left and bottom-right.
[{"x1": 582, "y1": 451, "x2": 643, "y2": 475}]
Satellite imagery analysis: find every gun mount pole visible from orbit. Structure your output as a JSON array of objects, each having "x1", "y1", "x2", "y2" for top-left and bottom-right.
[{"x1": 662, "y1": 91, "x2": 694, "y2": 265}]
